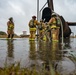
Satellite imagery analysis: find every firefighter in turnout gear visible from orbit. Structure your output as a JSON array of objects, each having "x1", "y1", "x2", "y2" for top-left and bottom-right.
[
  {"x1": 49, "y1": 13, "x2": 57, "y2": 27},
  {"x1": 48, "y1": 13, "x2": 60, "y2": 42},
  {"x1": 7, "y1": 17, "x2": 14, "y2": 39},
  {"x1": 28, "y1": 16, "x2": 39, "y2": 40},
  {"x1": 38, "y1": 19, "x2": 46, "y2": 40}
]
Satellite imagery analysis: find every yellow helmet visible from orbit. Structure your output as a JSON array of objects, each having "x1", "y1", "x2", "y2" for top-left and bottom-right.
[
  {"x1": 52, "y1": 13, "x2": 56, "y2": 16},
  {"x1": 40, "y1": 19, "x2": 43, "y2": 22}
]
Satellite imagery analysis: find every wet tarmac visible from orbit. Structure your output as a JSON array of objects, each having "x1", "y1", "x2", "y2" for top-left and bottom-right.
[{"x1": 0, "y1": 38, "x2": 76, "y2": 75}]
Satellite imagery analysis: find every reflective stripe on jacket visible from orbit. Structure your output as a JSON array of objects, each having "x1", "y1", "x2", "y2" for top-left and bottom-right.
[{"x1": 8, "y1": 24, "x2": 14, "y2": 30}]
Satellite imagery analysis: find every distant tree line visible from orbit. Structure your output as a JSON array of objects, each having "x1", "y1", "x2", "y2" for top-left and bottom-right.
[{"x1": 0, "y1": 31, "x2": 7, "y2": 35}]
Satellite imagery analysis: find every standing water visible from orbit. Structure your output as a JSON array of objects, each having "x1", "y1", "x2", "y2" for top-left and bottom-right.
[{"x1": 0, "y1": 38, "x2": 76, "y2": 75}]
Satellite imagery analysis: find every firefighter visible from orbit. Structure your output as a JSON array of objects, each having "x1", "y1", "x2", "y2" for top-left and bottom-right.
[
  {"x1": 45, "y1": 22, "x2": 51, "y2": 41},
  {"x1": 28, "y1": 16, "x2": 39, "y2": 40},
  {"x1": 49, "y1": 13, "x2": 57, "y2": 27},
  {"x1": 7, "y1": 17, "x2": 14, "y2": 39},
  {"x1": 38, "y1": 19, "x2": 46, "y2": 40},
  {"x1": 48, "y1": 13, "x2": 60, "y2": 42}
]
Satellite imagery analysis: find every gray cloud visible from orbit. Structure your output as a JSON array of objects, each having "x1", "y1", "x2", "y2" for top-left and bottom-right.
[
  {"x1": 0, "y1": 0, "x2": 76, "y2": 35},
  {"x1": 54, "y1": 0, "x2": 76, "y2": 21}
]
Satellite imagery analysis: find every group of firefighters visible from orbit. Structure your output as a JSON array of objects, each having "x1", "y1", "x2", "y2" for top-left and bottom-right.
[
  {"x1": 28, "y1": 12, "x2": 61, "y2": 41},
  {"x1": 7, "y1": 12, "x2": 61, "y2": 42}
]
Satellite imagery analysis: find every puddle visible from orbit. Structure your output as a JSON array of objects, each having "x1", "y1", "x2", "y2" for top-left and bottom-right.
[{"x1": 0, "y1": 38, "x2": 76, "y2": 75}]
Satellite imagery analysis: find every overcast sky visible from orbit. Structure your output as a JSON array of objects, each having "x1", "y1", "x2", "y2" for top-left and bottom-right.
[{"x1": 0, "y1": 0, "x2": 76, "y2": 35}]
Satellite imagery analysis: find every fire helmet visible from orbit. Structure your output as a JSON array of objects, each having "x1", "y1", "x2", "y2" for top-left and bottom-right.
[
  {"x1": 9, "y1": 17, "x2": 13, "y2": 20},
  {"x1": 32, "y1": 16, "x2": 36, "y2": 18},
  {"x1": 51, "y1": 13, "x2": 56, "y2": 16}
]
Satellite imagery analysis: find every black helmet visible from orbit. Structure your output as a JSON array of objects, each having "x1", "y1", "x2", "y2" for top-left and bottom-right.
[
  {"x1": 32, "y1": 16, "x2": 36, "y2": 18},
  {"x1": 9, "y1": 17, "x2": 13, "y2": 20}
]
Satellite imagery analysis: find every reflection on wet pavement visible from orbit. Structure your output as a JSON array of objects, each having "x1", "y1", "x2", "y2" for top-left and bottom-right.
[
  {"x1": 6, "y1": 40, "x2": 14, "y2": 66},
  {"x1": 0, "y1": 38, "x2": 76, "y2": 75},
  {"x1": 7, "y1": 40, "x2": 14, "y2": 57}
]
